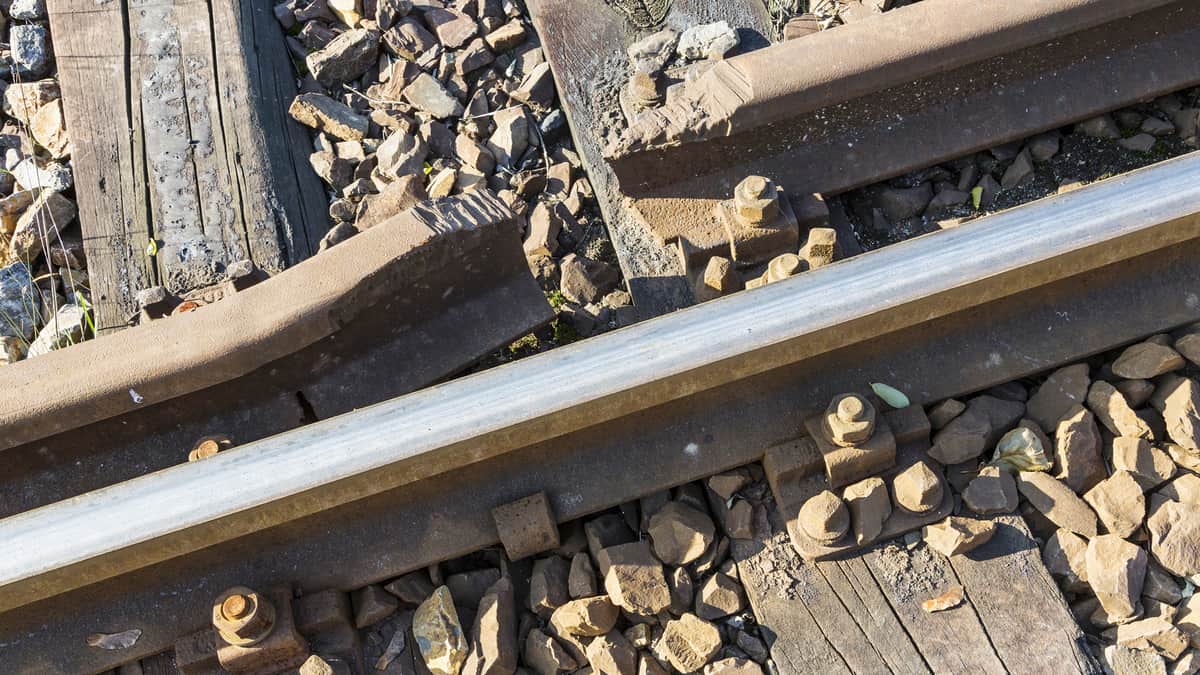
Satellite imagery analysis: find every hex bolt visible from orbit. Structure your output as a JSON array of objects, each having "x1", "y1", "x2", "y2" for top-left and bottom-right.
[
  {"x1": 822, "y1": 393, "x2": 876, "y2": 447},
  {"x1": 799, "y1": 490, "x2": 850, "y2": 544},
  {"x1": 212, "y1": 586, "x2": 277, "y2": 647},
  {"x1": 733, "y1": 175, "x2": 782, "y2": 227}
]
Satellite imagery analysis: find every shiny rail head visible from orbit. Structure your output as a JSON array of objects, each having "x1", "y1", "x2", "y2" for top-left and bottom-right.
[{"x1": 2, "y1": 151, "x2": 1200, "y2": 615}]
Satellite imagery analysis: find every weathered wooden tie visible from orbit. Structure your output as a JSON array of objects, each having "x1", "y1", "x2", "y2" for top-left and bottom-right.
[{"x1": 48, "y1": 0, "x2": 329, "y2": 332}]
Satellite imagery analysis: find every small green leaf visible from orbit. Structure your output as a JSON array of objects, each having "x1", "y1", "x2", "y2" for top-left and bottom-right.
[
  {"x1": 870, "y1": 382, "x2": 910, "y2": 409},
  {"x1": 971, "y1": 186, "x2": 983, "y2": 210},
  {"x1": 423, "y1": 162, "x2": 433, "y2": 175},
  {"x1": 145, "y1": 239, "x2": 158, "y2": 257}
]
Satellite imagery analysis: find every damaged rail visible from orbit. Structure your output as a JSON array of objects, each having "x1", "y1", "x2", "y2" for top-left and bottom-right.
[{"x1": 5, "y1": 153, "x2": 1200, "y2": 672}]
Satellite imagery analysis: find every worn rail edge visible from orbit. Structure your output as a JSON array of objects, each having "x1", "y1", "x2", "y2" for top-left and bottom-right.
[{"x1": 4, "y1": 151, "x2": 1200, "y2": 616}]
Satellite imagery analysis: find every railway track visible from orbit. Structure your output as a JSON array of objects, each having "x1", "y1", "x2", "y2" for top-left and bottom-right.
[
  {"x1": 5, "y1": 152, "x2": 1200, "y2": 672},
  {"x1": 3, "y1": 0, "x2": 1200, "y2": 672}
]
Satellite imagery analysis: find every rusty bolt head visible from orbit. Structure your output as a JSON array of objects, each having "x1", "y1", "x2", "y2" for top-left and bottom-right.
[
  {"x1": 222, "y1": 594, "x2": 250, "y2": 619},
  {"x1": 188, "y1": 434, "x2": 233, "y2": 462},
  {"x1": 892, "y1": 461, "x2": 944, "y2": 515},
  {"x1": 799, "y1": 490, "x2": 850, "y2": 544},
  {"x1": 822, "y1": 393, "x2": 876, "y2": 447},
  {"x1": 734, "y1": 176, "x2": 781, "y2": 226},
  {"x1": 212, "y1": 586, "x2": 276, "y2": 647}
]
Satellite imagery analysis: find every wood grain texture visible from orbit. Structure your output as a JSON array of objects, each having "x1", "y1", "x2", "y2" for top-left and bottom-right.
[
  {"x1": 48, "y1": 0, "x2": 328, "y2": 332},
  {"x1": 736, "y1": 490, "x2": 1099, "y2": 673},
  {"x1": 525, "y1": 0, "x2": 772, "y2": 319}
]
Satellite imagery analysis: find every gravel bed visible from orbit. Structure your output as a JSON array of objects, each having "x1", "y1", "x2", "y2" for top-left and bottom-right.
[{"x1": 0, "y1": 0, "x2": 88, "y2": 365}]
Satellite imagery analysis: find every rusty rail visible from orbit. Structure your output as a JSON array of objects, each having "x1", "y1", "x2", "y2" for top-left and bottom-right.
[{"x1": 5, "y1": 153, "x2": 1200, "y2": 673}]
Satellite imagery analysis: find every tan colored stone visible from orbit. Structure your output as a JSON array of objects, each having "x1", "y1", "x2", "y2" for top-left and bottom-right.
[
  {"x1": 568, "y1": 553, "x2": 597, "y2": 599},
  {"x1": 3, "y1": 79, "x2": 59, "y2": 126},
  {"x1": 9, "y1": 190, "x2": 76, "y2": 261},
  {"x1": 1177, "y1": 596, "x2": 1200, "y2": 649},
  {"x1": 703, "y1": 657, "x2": 764, "y2": 675},
  {"x1": 1086, "y1": 535, "x2": 1147, "y2": 624},
  {"x1": 530, "y1": 557, "x2": 571, "y2": 618},
  {"x1": 549, "y1": 597, "x2": 619, "y2": 637},
  {"x1": 1168, "y1": 444, "x2": 1200, "y2": 473},
  {"x1": 1144, "y1": 560, "x2": 1184, "y2": 605},
  {"x1": 922, "y1": 516, "x2": 996, "y2": 557},
  {"x1": 289, "y1": 93, "x2": 369, "y2": 141},
  {"x1": 694, "y1": 573, "x2": 746, "y2": 620},
  {"x1": 1054, "y1": 405, "x2": 1107, "y2": 493},
  {"x1": 1089, "y1": 380, "x2": 1153, "y2": 440},
  {"x1": 586, "y1": 631, "x2": 637, "y2": 675},
  {"x1": 707, "y1": 472, "x2": 750, "y2": 501},
  {"x1": 353, "y1": 584, "x2": 399, "y2": 628},
  {"x1": 1113, "y1": 343, "x2": 1186, "y2": 380},
  {"x1": 927, "y1": 398, "x2": 966, "y2": 430},
  {"x1": 638, "y1": 652, "x2": 669, "y2": 675},
  {"x1": 523, "y1": 629, "x2": 577, "y2": 675},
  {"x1": 1085, "y1": 471, "x2": 1146, "y2": 539},
  {"x1": 1113, "y1": 437, "x2": 1176, "y2": 491},
  {"x1": 929, "y1": 405, "x2": 991, "y2": 464},
  {"x1": 624, "y1": 623, "x2": 652, "y2": 648},
  {"x1": 1028, "y1": 364, "x2": 1091, "y2": 432},
  {"x1": 1016, "y1": 471, "x2": 1097, "y2": 537},
  {"x1": 892, "y1": 462, "x2": 943, "y2": 515},
  {"x1": 1158, "y1": 376, "x2": 1200, "y2": 450},
  {"x1": 413, "y1": 586, "x2": 468, "y2": 675},
  {"x1": 1171, "y1": 650, "x2": 1200, "y2": 675},
  {"x1": 723, "y1": 500, "x2": 754, "y2": 540},
  {"x1": 798, "y1": 490, "x2": 849, "y2": 543},
  {"x1": 1147, "y1": 500, "x2": 1200, "y2": 577},
  {"x1": 660, "y1": 614, "x2": 722, "y2": 673},
  {"x1": 884, "y1": 405, "x2": 932, "y2": 445},
  {"x1": 647, "y1": 502, "x2": 715, "y2": 566},
  {"x1": 842, "y1": 477, "x2": 891, "y2": 544},
  {"x1": 492, "y1": 492, "x2": 560, "y2": 562},
  {"x1": 31, "y1": 98, "x2": 68, "y2": 158},
  {"x1": 962, "y1": 465, "x2": 1017, "y2": 516},
  {"x1": 1158, "y1": 474, "x2": 1200, "y2": 505},
  {"x1": 462, "y1": 578, "x2": 517, "y2": 675},
  {"x1": 1117, "y1": 617, "x2": 1189, "y2": 660},
  {"x1": 667, "y1": 566, "x2": 693, "y2": 616},
  {"x1": 1042, "y1": 528, "x2": 1090, "y2": 593},
  {"x1": 1178, "y1": 333, "x2": 1200, "y2": 367},
  {"x1": 1102, "y1": 645, "x2": 1167, "y2": 675},
  {"x1": 599, "y1": 542, "x2": 671, "y2": 615},
  {"x1": 1117, "y1": 379, "x2": 1157, "y2": 409}
]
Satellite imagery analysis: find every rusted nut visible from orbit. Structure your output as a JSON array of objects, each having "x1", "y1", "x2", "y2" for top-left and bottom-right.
[
  {"x1": 213, "y1": 586, "x2": 277, "y2": 647},
  {"x1": 734, "y1": 176, "x2": 781, "y2": 227},
  {"x1": 822, "y1": 393, "x2": 876, "y2": 447},
  {"x1": 798, "y1": 490, "x2": 850, "y2": 544},
  {"x1": 188, "y1": 434, "x2": 234, "y2": 462},
  {"x1": 891, "y1": 462, "x2": 944, "y2": 515}
]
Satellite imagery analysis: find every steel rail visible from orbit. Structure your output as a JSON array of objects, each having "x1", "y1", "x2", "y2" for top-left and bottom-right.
[{"x1": 4, "y1": 152, "x2": 1200, "y2": 617}]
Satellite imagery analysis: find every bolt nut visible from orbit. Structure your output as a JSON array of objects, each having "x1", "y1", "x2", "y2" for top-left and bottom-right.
[
  {"x1": 212, "y1": 586, "x2": 276, "y2": 647},
  {"x1": 734, "y1": 175, "x2": 781, "y2": 226},
  {"x1": 188, "y1": 434, "x2": 233, "y2": 462},
  {"x1": 892, "y1": 461, "x2": 944, "y2": 515},
  {"x1": 822, "y1": 393, "x2": 876, "y2": 447},
  {"x1": 765, "y1": 253, "x2": 802, "y2": 284},
  {"x1": 799, "y1": 490, "x2": 850, "y2": 544}
]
